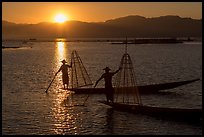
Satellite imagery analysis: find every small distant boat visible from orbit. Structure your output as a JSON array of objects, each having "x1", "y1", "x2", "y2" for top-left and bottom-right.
[
  {"x1": 182, "y1": 37, "x2": 194, "y2": 42},
  {"x1": 22, "y1": 41, "x2": 28, "y2": 44},
  {"x1": 29, "y1": 38, "x2": 37, "y2": 41},
  {"x1": 2, "y1": 46, "x2": 20, "y2": 49}
]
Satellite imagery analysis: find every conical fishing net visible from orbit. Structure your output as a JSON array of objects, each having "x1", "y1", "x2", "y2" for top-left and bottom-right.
[
  {"x1": 70, "y1": 50, "x2": 93, "y2": 88},
  {"x1": 114, "y1": 48, "x2": 142, "y2": 105}
]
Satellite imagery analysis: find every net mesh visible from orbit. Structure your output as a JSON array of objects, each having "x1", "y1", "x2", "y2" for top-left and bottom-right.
[
  {"x1": 114, "y1": 53, "x2": 142, "y2": 105},
  {"x1": 70, "y1": 50, "x2": 93, "y2": 88}
]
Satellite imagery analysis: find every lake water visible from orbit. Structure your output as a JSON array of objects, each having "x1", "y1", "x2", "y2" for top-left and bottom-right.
[{"x1": 2, "y1": 40, "x2": 202, "y2": 135}]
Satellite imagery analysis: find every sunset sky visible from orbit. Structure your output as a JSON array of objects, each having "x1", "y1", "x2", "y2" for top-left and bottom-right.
[{"x1": 2, "y1": 2, "x2": 202, "y2": 24}]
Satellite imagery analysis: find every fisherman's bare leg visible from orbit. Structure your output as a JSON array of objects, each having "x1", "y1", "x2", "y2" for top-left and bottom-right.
[
  {"x1": 106, "y1": 93, "x2": 109, "y2": 102},
  {"x1": 66, "y1": 84, "x2": 68, "y2": 90},
  {"x1": 67, "y1": 79, "x2": 69, "y2": 90}
]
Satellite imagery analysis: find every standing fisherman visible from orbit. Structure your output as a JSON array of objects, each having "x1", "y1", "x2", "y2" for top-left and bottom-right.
[
  {"x1": 56, "y1": 59, "x2": 72, "y2": 89},
  {"x1": 94, "y1": 67, "x2": 121, "y2": 103}
]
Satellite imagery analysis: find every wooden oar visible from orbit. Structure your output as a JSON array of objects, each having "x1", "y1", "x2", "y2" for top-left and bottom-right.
[
  {"x1": 45, "y1": 73, "x2": 57, "y2": 93},
  {"x1": 83, "y1": 94, "x2": 90, "y2": 106},
  {"x1": 83, "y1": 87, "x2": 95, "y2": 106}
]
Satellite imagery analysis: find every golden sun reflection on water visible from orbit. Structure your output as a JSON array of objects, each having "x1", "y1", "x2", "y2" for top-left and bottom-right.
[
  {"x1": 52, "y1": 91, "x2": 80, "y2": 135},
  {"x1": 54, "y1": 39, "x2": 72, "y2": 86},
  {"x1": 52, "y1": 39, "x2": 80, "y2": 134},
  {"x1": 55, "y1": 40, "x2": 67, "y2": 65}
]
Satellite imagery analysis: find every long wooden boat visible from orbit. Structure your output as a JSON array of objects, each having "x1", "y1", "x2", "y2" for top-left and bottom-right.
[
  {"x1": 69, "y1": 78, "x2": 200, "y2": 94},
  {"x1": 99, "y1": 101, "x2": 202, "y2": 122},
  {"x1": 97, "y1": 47, "x2": 202, "y2": 124}
]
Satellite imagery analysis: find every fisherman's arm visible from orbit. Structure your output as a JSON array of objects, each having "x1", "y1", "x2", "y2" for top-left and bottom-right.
[
  {"x1": 113, "y1": 67, "x2": 122, "y2": 75},
  {"x1": 55, "y1": 66, "x2": 62, "y2": 75},
  {"x1": 68, "y1": 61, "x2": 72, "y2": 68},
  {"x1": 66, "y1": 64, "x2": 72, "y2": 68},
  {"x1": 94, "y1": 75, "x2": 104, "y2": 88}
]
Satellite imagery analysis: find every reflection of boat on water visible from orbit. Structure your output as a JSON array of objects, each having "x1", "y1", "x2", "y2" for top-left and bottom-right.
[
  {"x1": 98, "y1": 43, "x2": 202, "y2": 123},
  {"x1": 69, "y1": 78, "x2": 200, "y2": 94}
]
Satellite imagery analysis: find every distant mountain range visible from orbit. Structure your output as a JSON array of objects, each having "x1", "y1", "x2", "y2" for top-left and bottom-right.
[{"x1": 2, "y1": 15, "x2": 202, "y2": 39}]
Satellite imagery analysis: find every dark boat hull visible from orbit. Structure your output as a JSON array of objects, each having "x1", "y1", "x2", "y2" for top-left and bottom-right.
[
  {"x1": 69, "y1": 78, "x2": 200, "y2": 94},
  {"x1": 98, "y1": 101, "x2": 202, "y2": 122}
]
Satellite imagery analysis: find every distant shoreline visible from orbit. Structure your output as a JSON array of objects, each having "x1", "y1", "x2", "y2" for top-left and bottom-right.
[
  {"x1": 2, "y1": 37, "x2": 201, "y2": 43},
  {"x1": 2, "y1": 46, "x2": 33, "y2": 49},
  {"x1": 2, "y1": 46, "x2": 20, "y2": 49},
  {"x1": 111, "y1": 38, "x2": 184, "y2": 44}
]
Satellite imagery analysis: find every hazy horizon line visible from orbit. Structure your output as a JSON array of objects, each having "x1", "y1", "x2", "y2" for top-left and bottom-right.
[{"x1": 2, "y1": 14, "x2": 202, "y2": 25}]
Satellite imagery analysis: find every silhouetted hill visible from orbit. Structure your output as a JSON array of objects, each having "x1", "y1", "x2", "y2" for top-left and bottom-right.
[{"x1": 2, "y1": 15, "x2": 202, "y2": 39}]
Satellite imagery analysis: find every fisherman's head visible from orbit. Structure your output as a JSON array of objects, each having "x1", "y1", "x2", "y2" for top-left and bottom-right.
[
  {"x1": 61, "y1": 59, "x2": 67, "y2": 64},
  {"x1": 103, "y1": 67, "x2": 111, "y2": 72}
]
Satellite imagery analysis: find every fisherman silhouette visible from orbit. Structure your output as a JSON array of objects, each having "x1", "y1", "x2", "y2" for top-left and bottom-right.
[
  {"x1": 94, "y1": 66, "x2": 121, "y2": 103},
  {"x1": 56, "y1": 59, "x2": 72, "y2": 89}
]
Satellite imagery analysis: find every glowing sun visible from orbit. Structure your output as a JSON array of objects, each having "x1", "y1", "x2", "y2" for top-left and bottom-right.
[{"x1": 54, "y1": 14, "x2": 68, "y2": 23}]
